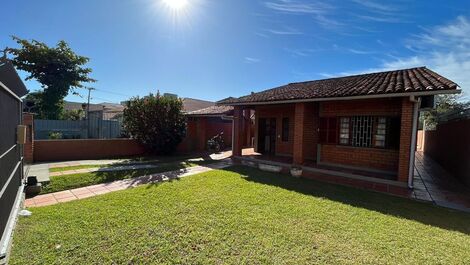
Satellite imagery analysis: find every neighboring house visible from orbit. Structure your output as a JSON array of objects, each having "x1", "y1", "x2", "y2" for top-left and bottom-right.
[
  {"x1": 0, "y1": 61, "x2": 28, "y2": 260},
  {"x1": 64, "y1": 101, "x2": 125, "y2": 120},
  {"x1": 181, "y1": 97, "x2": 215, "y2": 113},
  {"x1": 220, "y1": 67, "x2": 459, "y2": 192},
  {"x1": 177, "y1": 105, "x2": 234, "y2": 153}
]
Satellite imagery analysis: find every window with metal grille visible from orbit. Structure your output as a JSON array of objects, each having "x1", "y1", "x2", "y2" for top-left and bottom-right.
[
  {"x1": 351, "y1": 116, "x2": 373, "y2": 147},
  {"x1": 339, "y1": 117, "x2": 350, "y2": 145}
]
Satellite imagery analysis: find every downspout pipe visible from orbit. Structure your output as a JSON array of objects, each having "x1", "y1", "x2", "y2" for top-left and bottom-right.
[{"x1": 408, "y1": 95, "x2": 421, "y2": 189}]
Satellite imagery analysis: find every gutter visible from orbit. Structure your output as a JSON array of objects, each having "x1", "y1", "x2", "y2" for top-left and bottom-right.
[
  {"x1": 218, "y1": 89, "x2": 460, "y2": 106},
  {"x1": 407, "y1": 96, "x2": 421, "y2": 189}
]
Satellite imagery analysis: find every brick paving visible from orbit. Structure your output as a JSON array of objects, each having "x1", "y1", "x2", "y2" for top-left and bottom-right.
[{"x1": 25, "y1": 161, "x2": 232, "y2": 208}]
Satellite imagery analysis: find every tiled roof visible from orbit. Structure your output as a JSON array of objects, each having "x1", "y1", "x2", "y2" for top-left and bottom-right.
[
  {"x1": 218, "y1": 67, "x2": 458, "y2": 105},
  {"x1": 0, "y1": 61, "x2": 28, "y2": 97},
  {"x1": 182, "y1": 98, "x2": 214, "y2": 112},
  {"x1": 186, "y1": 105, "x2": 234, "y2": 116}
]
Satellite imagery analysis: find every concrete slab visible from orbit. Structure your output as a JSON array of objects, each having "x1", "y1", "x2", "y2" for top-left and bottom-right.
[{"x1": 27, "y1": 163, "x2": 50, "y2": 183}]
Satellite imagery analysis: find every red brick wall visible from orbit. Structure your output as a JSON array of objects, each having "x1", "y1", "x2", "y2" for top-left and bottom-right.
[
  {"x1": 397, "y1": 98, "x2": 414, "y2": 182},
  {"x1": 320, "y1": 98, "x2": 402, "y2": 116},
  {"x1": 424, "y1": 119, "x2": 470, "y2": 187},
  {"x1": 34, "y1": 139, "x2": 146, "y2": 162},
  {"x1": 318, "y1": 98, "x2": 403, "y2": 174},
  {"x1": 320, "y1": 145, "x2": 399, "y2": 172},
  {"x1": 22, "y1": 113, "x2": 34, "y2": 163},
  {"x1": 303, "y1": 103, "x2": 319, "y2": 160}
]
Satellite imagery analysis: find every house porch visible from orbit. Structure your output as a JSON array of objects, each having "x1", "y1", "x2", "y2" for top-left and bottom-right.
[{"x1": 232, "y1": 97, "x2": 417, "y2": 187}]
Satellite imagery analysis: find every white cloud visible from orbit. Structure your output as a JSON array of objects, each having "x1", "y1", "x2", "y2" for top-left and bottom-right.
[
  {"x1": 351, "y1": 0, "x2": 397, "y2": 12},
  {"x1": 264, "y1": 0, "x2": 342, "y2": 29},
  {"x1": 267, "y1": 26, "x2": 303, "y2": 35},
  {"x1": 321, "y1": 16, "x2": 470, "y2": 99},
  {"x1": 244, "y1": 57, "x2": 261, "y2": 63},
  {"x1": 264, "y1": 0, "x2": 330, "y2": 14},
  {"x1": 348, "y1": 48, "x2": 375, "y2": 55}
]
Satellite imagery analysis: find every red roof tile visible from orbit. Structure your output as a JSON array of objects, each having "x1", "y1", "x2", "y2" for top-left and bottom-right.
[
  {"x1": 218, "y1": 67, "x2": 458, "y2": 105},
  {"x1": 186, "y1": 105, "x2": 233, "y2": 116}
]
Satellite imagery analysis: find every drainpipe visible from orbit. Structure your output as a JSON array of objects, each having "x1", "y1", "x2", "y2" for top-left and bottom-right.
[{"x1": 408, "y1": 95, "x2": 421, "y2": 189}]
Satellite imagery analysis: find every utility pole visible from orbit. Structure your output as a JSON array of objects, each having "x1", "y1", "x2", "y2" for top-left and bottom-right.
[{"x1": 86, "y1": 87, "x2": 95, "y2": 138}]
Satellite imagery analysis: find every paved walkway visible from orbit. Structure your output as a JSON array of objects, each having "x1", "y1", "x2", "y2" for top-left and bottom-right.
[
  {"x1": 413, "y1": 152, "x2": 470, "y2": 213},
  {"x1": 27, "y1": 150, "x2": 233, "y2": 182},
  {"x1": 25, "y1": 160, "x2": 232, "y2": 207},
  {"x1": 49, "y1": 164, "x2": 160, "y2": 177}
]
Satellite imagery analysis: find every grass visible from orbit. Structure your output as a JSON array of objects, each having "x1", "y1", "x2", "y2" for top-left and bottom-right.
[
  {"x1": 40, "y1": 160, "x2": 213, "y2": 194},
  {"x1": 49, "y1": 164, "x2": 105, "y2": 172},
  {"x1": 48, "y1": 154, "x2": 217, "y2": 173},
  {"x1": 11, "y1": 166, "x2": 470, "y2": 264}
]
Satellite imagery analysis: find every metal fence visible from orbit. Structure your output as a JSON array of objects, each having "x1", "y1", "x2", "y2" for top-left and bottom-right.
[
  {"x1": 0, "y1": 82, "x2": 23, "y2": 258},
  {"x1": 34, "y1": 112, "x2": 123, "y2": 140}
]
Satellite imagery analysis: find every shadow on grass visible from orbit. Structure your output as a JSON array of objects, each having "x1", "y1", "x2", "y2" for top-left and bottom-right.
[
  {"x1": 40, "y1": 160, "x2": 221, "y2": 195},
  {"x1": 224, "y1": 165, "x2": 470, "y2": 235}
]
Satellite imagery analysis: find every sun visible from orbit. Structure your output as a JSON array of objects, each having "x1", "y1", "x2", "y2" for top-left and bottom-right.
[{"x1": 162, "y1": 0, "x2": 188, "y2": 10}]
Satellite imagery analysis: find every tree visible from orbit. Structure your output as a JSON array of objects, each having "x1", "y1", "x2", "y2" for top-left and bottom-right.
[
  {"x1": 23, "y1": 91, "x2": 45, "y2": 118},
  {"x1": 62, "y1": 109, "x2": 85, "y2": 121},
  {"x1": 123, "y1": 93, "x2": 187, "y2": 154},
  {"x1": 422, "y1": 94, "x2": 470, "y2": 130},
  {"x1": 8, "y1": 37, "x2": 95, "y2": 119}
]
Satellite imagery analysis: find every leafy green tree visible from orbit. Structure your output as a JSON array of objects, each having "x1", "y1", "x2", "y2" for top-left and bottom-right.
[
  {"x1": 23, "y1": 91, "x2": 45, "y2": 118},
  {"x1": 61, "y1": 109, "x2": 85, "y2": 121},
  {"x1": 8, "y1": 37, "x2": 95, "y2": 119},
  {"x1": 123, "y1": 93, "x2": 187, "y2": 154},
  {"x1": 422, "y1": 94, "x2": 469, "y2": 130}
]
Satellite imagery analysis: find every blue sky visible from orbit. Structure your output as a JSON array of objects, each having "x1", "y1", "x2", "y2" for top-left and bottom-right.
[{"x1": 1, "y1": 0, "x2": 469, "y2": 103}]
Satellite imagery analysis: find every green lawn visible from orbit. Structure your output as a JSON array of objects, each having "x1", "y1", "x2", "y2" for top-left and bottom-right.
[
  {"x1": 49, "y1": 164, "x2": 106, "y2": 172},
  {"x1": 41, "y1": 161, "x2": 213, "y2": 194},
  {"x1": 49, "y1": 154, "x2": 217, "y2": 173},
  {"x1": 12, "y1": 166, "x2": 470, "y2": 264}
]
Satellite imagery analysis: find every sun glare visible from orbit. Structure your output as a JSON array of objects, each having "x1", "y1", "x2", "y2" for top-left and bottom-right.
[{"x1": 162, "y1": 0, "x2": 188, "y2": 10}]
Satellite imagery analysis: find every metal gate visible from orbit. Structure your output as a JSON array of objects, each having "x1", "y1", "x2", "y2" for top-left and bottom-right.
[{"x1": 0, "y1": 62, "x2": 27, "y2": 259}]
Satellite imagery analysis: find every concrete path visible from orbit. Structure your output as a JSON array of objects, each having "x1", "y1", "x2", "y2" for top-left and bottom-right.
[
  {"x1": 24, "y1": 160, "x2": 232, "y2": 207},
  {"x1": 413, "y1": 152, "x2": 470, "y2": 213},
  {"x1": 49, "y1": 164, "x2": 161, "y2": 177},
  {"x1": 26, "y1": 163, "x2": 50, "y2": 183},
  {"x1": 27, "y1": 150, "x2": 233, "y2": 182}
]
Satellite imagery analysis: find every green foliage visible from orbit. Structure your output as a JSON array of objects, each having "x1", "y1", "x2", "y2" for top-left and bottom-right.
[
  {"x1": 48, "y1": 131, "x2": 62, "y2": 139},
  {"x1": 61, "y1": 109, "x2": 85, "y2": 120},
  {"x1": 422, "y1": 94, "x2": 470, "y2": 130},
  {"x1": 23, "y1": 91, "x2": 45, "y2": 118},
  {"x1": 123, "y1": 93, "x2": 187, "y2": 154},
  {"x1": 8, "y1": 37, "x2": 95, "y2": 119}
]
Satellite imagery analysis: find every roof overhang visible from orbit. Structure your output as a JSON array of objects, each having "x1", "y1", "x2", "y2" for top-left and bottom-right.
[
  {"x1": 0, "y1": 62, "x2": 28, "y2": 98},
  {"x1": 186, "y1": 114, "x2": 233, "y2": 119},
  {"x1": 218, "y1": 89, "x2": 460, "y2": 106}
]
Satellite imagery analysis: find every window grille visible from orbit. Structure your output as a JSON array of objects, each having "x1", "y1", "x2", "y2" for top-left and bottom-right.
[{"x1": 351, "y1": 116, "x2": 373, "y2": 147}]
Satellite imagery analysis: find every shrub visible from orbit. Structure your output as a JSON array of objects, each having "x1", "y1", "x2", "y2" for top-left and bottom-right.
[
  {"x1": 123, "y1": 93, "x2": 186, "y2": 154},
  {"x1": 48, "y1": 131, "x2": 63, "y2": 139}
]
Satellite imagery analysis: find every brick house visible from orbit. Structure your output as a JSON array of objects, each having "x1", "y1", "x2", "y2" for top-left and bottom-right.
[
  {"x1": 219, "y1": 67, "x2": 459, "y2": 195},
  {"x1": 177, "y1": 105, "x2": 235, "y2": 153}
]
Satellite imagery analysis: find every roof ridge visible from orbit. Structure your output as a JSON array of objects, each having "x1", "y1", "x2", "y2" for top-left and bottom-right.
[{"x1": 288, "y1": 66, "x2": 427, "y2": 86}]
